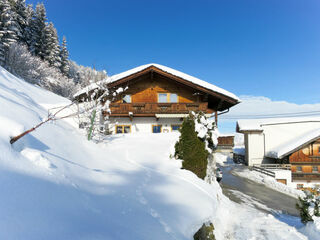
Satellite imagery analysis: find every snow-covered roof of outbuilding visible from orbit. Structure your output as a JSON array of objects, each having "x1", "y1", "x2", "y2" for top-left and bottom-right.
[
  {"x1": 266, "y1": 128, "x2": 320, "y2": 159},
  {"x1": 73, "y1": 63, "x2": 240, "y2": 104},
  {"x1": 237, "y1": 116, "x2": 320, "y2": 132}
]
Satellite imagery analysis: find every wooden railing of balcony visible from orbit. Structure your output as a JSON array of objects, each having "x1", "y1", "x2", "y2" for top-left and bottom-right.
[
  {"x1": 108, "y1": 102, "x2": 209, "y2": 115},
  {"x1": 292, "y1": 173, "x2": 320, "y2": 181},
  {"x1": 290, "y1": 157, "x2": 320, "y2": 164}
]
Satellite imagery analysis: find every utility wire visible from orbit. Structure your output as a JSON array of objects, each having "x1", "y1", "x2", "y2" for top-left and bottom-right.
[{"x1": 220, "y1": 110, "x2": 320, "y2": 119}]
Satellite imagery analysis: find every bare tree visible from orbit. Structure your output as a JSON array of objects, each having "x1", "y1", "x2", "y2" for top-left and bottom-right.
[
  {"x1": 77, "y1": 79, "x2": 126, "y2": 141},
  {"x1": 10, "y1": 102, "x2": 77, "y2": 144}
]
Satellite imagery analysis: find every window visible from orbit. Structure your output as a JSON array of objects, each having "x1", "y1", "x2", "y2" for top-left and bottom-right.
[
  {"x1": 152, "y1": 125, "x2": 162, "y2": 133},
  {"x1": 312, "y1": 166, "x2": 318, "y2": 173},
  {"x1": 297, "y1": 184, "x2": 304, "y2": 189},
  {"x1": 158, "y1": 93, "x2": 168, "y2": 103},
  {"x1": 116, "y1": 125, "x2": 131, "y2": 134},
  {"x1": 122, "y1": 95, "x2": 131, "y2": 103},
  {"x1": 157, "y1": 93, "x2": 178, "y2": 103},
  {"x1": 296, "y1": 166, "x2": 302, "y2": 172},
  {"x1": 171, "y1": 125, "x2": 181, "y2": 131},
  {"x1": 318, "y1": 147, "x2": 320, "y2": 153},
  {"x1": 170, "y1": 93, "x2": 178, "y2": 103}
]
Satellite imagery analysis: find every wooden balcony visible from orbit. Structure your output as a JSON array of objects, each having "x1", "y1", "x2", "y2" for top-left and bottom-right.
[
  {"x1": 290, "y1": 156, "x2": 320, "y2": 164},
  {"x1": 107, "y1": 102, "x2": 209, "y2": 116},
  {"x1": 292, "y1": 173, "x2": 320, "y2": 181}
]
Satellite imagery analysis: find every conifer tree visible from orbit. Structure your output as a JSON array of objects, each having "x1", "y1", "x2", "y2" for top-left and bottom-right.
[
  {"x1": 174, "y1": 113, "x2": 209, "y2": 179},
  {"x1": 60, "y1": 36, "x2": 70, "y2": 76},
  {"x1": 10, "y1": 0, "x2": 27, "y2": 43},
  {"x1": 24, "y1": 4, "x2": 36, "y2": 52},
  {"x1": 33, "y1": 3, "x2": 47, "y2": 59},
  {"x1": 43, "y1": 22, "x2": 61, "y2": 67},
  {"x1": 0, "y1": 0, "x2": 20, "y2": 66}
]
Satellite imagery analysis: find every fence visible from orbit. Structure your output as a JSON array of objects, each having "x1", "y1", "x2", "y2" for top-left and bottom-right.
[{"x1": 252, "y1": 164, "x2": 291, "y2": 178}]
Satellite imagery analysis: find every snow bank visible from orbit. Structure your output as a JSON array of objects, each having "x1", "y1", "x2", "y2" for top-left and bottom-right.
[
  {"x1": 300, "y1": 217, "x2": 320, "y2": 239},
  {"x1": 0, "y1": 66, "x2": 314, "y2": 239}
]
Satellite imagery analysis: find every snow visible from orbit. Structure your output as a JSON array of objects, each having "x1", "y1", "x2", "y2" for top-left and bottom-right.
[
  {"x1": 0, "y1": 66, "x2": 318, "y2": 239},
  {"x1": 237, "y1": 116, "x2": 320, "y2": 132},
  {"x1": 73, "y1": 63, "x2": 240, "y2": 102},
  {"x1": 233, "y1": 146, "x2": 245, "y2": 156},
  {"x1": 301, "y1": 217, "x2": 320, "y2": 239},
  {"x1": 266, "y1": 128, "x2": 320, "y2": 159}
]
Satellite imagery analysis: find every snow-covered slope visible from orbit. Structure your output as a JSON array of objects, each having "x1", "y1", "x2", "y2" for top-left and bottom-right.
[{"x1": 0, "y1": 66, "x2": 317, "y2": 239}]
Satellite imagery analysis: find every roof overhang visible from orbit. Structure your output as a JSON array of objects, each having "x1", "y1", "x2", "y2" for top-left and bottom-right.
[{"x1": 74, "y1": 64, "x2": 240, "y2": 111}]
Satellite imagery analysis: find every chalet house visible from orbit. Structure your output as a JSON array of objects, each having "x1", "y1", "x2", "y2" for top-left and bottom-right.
[
  {"x1": 74, "y1": 63, "x2": 240, "y2": 134},
  {"x1": 237, "y1": 117, "x2": 320, "y2": 188}
]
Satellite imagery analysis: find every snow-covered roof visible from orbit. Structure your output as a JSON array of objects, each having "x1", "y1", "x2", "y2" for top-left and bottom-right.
[
  {"x1": 266, "y1": 128, "x2": 320, "y2": 159},
  {"x1": 237, "y1": 116, "x2": 320, "y2": 132},
  {"x1": 74, "y1": 63, "x2": 240, "y2": 102}
]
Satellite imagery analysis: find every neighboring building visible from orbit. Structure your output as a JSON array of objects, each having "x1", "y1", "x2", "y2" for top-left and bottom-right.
[
  {"x1": 237, "y1": 117, "x2": 320, "y2": 188},
  {"x1": 216, "y1": 134, "x2": 234, "y2": 153},
  {"x1": 74, "y1": 64, "x2": 240, "y2": 134}
]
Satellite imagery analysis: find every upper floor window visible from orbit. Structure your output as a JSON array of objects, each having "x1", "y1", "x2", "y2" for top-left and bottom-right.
[
  {"x1": 312, "y1": 166, "x2": 318, "y2": 173},
  {"x1": 296, "y1": 166, "x2": 302, "y2": 172},
  {"x1": 318, "y1": 147, "x2": 320, "y2": 153},
  {"x1": 122, "y1": 95, "x2": 131, "y2": 103},
  {"x1": 157, "y1": 93, "x2": 178, "y2": 103}
]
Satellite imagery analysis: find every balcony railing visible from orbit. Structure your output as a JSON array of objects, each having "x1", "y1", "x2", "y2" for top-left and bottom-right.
[
  {"x1": 108, "y1": 102, "x2": 209, "y2": 115},
  {"x1": 292, "y1": 173, "x2": 320, "y2": 181},
  {"x1": 290, "y1": 157, "x2": 320, "y2": 163}
]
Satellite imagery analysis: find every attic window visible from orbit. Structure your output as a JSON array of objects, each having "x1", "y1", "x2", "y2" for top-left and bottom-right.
[
  {"x1": 158, "y1": 93, "x2": 178, "y2": 103},
  {"x1": 122, "y1": 95, "x2": 131, "y2": 103},
  {"x1": 170, "y1": 93, "x2": 178, "y2": 103}
]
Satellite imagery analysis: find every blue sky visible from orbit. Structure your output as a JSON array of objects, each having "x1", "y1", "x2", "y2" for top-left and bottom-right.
[{"x1": 27, "y1": 0, "x2": 320, "y2": 104}]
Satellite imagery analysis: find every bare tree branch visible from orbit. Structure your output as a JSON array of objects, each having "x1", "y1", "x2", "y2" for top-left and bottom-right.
[{"x1": 10, "y1": 102, "x2": 76, "y2": 144}]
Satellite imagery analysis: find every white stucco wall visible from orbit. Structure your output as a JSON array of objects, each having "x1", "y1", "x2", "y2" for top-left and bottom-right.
[
  {"x1": 107, "y1": 117, "x2": 183, "y2": 134},
  {"x1": 246, "y1": 132, "x2": 265, "y2": 166},
  {"x1": 274, "y1": 170, "x2": 292, "y2": 186}
]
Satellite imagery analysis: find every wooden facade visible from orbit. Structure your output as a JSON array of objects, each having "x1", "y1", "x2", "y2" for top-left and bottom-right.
[
  {"x1": 100, "y1": 67, "x2": 237, "y2": 119},
  {"x1": 217, "y1": 136, "x2": 234, "y2": 147},
  {"x1": 74, "y1": 64, "x2": 239, "y2": 135},
  {"x1": 290, "y1": 139, "x2": 320, "y2": 181}
]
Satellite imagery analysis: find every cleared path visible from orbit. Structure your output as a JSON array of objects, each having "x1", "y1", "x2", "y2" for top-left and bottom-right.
[{"x1": 220, "y1": 164, "x2": 300, "y2": 217}]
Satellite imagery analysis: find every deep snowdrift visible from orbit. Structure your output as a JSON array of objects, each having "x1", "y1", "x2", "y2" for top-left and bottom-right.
[{"x1": 0, "y1": 66, "x2": 317, "y2": 239}]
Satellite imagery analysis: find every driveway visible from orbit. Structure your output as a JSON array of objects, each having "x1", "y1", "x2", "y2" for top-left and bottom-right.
[{"x1": 219, "y1": 164, "x2": 300, "y2": 217}]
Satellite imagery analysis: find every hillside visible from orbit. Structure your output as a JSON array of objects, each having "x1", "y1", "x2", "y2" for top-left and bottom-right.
[{"x1": 0, "y1": 66, "x2": 314, "y2": 239}]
